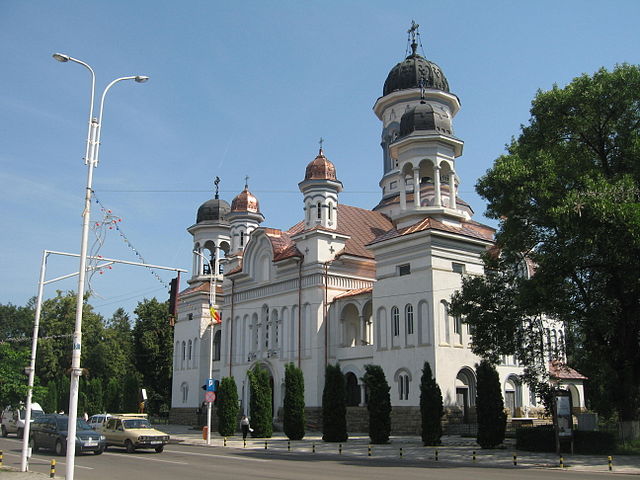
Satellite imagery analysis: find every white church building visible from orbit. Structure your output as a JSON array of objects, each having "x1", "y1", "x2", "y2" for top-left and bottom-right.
[{"x1": 170, "y1": 28, "x2": 585, "y2": 432}]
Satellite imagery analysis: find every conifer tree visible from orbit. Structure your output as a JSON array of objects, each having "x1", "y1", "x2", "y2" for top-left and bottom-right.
[
  {"x1": 322, "y1": 363, "x2": 348, "y2": 442},
  {"x1": 217, "y1": 377, "x2": 239, "y2": 437},
  {"x1": 283, "y1": 363, "x2": 305, "y2": 440},
  {"x1": 476, "y1": 360, "x2": 507, "y2": 448},
  {"x1": 420, "y1": 361, "x2": 443, "y2": 445},
  {"x1": 363, "y1": 364, "x2": 391, "y2": 444},
  {"x1": 248, "y1": 367, "x2": 273, "y2": 437}
]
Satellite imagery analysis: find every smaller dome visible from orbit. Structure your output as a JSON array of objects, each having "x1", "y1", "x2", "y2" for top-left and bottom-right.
[
  {"x1": 304, "y1": 149, "x2": 337, "y2": 181},
  {"x1": 231, "y1": 186, "x2": 260, "y2": 213},
  {"x1": 196, "y1": 196, "x2": 230, "y2": 224},
  {"x1": 398, "y1": 101, "x2": 452, "y2": 138}
]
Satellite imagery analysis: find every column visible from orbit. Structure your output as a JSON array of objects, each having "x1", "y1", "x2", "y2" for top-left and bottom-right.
[
  {"x1": 359, "y1": 384, "x2": 366, "y2": 406},
  {"x1": 399, "y1": 173, "x2": 407, "y2": 210},
  {"x1": 413, "y1": 167, "x2": 421, "y2": 208},
  {"x1": 360, "y1": 315, "x2": 367, "y2": 345},
  {"x1": 449, "y1": 171, "x2": 456, "y2": 209},
  {"x1": 433, "y1": 164, "x2": 442, "y2": 207}
]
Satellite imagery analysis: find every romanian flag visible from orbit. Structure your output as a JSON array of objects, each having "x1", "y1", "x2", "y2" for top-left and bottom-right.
[{"x1": 209, "y1": 304, "x2": 221, "y2": 324}]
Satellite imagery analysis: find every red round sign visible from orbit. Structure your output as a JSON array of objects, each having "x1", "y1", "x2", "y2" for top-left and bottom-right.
[{"x1": 205, "y1": 391, "x2": 216, "y2": 403}]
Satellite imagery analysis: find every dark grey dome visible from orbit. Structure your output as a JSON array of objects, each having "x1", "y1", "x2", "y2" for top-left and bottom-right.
[
  {"x1": 399, "y1": 101, "x2": 452, "y2": 137},
  {"x1": 383, "y1": 45, "x2": 450, "y2": 96},
  {"x1": 196, "y1": 197, "x2": 231, "y2": 224}
]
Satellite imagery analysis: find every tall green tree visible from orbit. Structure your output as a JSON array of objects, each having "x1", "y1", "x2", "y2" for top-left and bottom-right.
[
  {"x1": 283, "y1": 363, "x2": 305, "y2": 440},
  {"x1": 132, "y1": 298, "x2": 173, "y2": 415},
  {"x1": 475, "y1": 360, "x2": 507, "y2": 448},
  {"x1": 0, "y1": 343, "x2": 30, "y2": 407},
  {"x1": 322, "y1": 363, "x2": 348, "y2": 442},
  {"x1": 450, "y1": 64, "x2": 640, "y2": 422},
  {"x1": 248, "y1": 367, "x2": 273, "y2": 437},
  {"x1": 362, "y1": 364, "x2": 391, "y2": 444},
  {"x1": 217, "y1": 377, "x2": 239, "y2": 437},
  {"x1": 420, "y1": 361, "x2": 443, "y2": 446},
  {"x1": 0, "y1": 302, "x2": 34, "y2": 341}
]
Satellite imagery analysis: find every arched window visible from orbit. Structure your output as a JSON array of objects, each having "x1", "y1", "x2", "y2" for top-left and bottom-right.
[
  {"x1": 188, "y1": 339, "x2": 192, "y2": 362},
  {"x1": 240, "y1": 230, "x2": 245, "y2": 247},
  {"x1": 395, "y1": 369, "x2": 411, "y2": 401},
  {"x1": 417, "y1": 300, "x2": 430, "y2": 345},
  {"x1": 405, "y1": 304, "x2": 414, "y2": 335},
  {"x1": 181, "y1": 341, "x2": 186, "y2": 370},
  {"x1": 328, "y1": 202, "x2": 333, "y2": 220},
  {"x1": 213, "y1": 330, "x2": 221, "y2": 361},
  {"x1": 193, "y1": 338, "x2": 199, "y2": 368},
  {"x1": 345, "y1": 372, "x2": 360, "y2": 406},
  {"x1": 454, "y1": 316, "x2": 463, "y2": 344},
  {"x1": 391, "y1": 306, "x2": 400, "y2": 337},
  {"x1": 317, "y1": 202, "x2": 322, "y2": 219},
  {"x1": 440, "y1": 301, "x2": 450, "y2": 344},
  {"x1": 174, "y1": 341, "x2": 180, "y2": 370},
  {"x1": 181, "y1": 382, "x2": 188, "y2": 403}
]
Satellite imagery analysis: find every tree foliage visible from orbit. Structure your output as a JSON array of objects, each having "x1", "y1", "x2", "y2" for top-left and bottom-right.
[
  {"x1": 475, "y1": 360, "x2": 507, "y2": 448},
  {"x1": 450, "y1": 64, "x2": 640, "y2": 421},
  {"x1": 132, "y1": 298, "x2": 173, "y2": 415},
  {"x1": 217, "y1": 377, "x2": 239, "y2": 437},
  {"x1": 322, "y1": 363, "x2": 348, "y2": 442},
  {"x1": 420, "y1": 361, "x2": 443, "y2": 445},
  {"x1": 248, "y1": 366, "x2": 272, "y2": 437},
  {"x1": 362, "y1": 364, "x2": 391, "y2": 444},
  {"x1": 283, "y1": 363, "x2": 305, "y2": 440}
]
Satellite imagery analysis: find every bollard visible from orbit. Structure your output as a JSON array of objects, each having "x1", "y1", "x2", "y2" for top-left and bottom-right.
[
  {"x1": 400, "y1": 447, "x2": 403, "y2": 458},
  {"x1": 473, "y1": 450, "x2": 476, "y2": 462},
  {"x1": 224, "y1": 437, "x2": 227, "y2": 447},
  {"x1": 288, "y1": 440, "x2": 291, "y2": 452},
  {"x1": 559, "y1": 456, "x2": 564, "y2": 469},
  {"x1": 608, "y1": 455, "x2": 613, "y2": 471},
  {"x1": 312, "y1": 443, "x2": 315, "y2": 454},
  {"x1": 368, "y1": 444, "x2": 371, "y2": 457},
  {"x1": 513, "y1": 453, "x2": 517, "y2": 466},
  {"x1": 435, "y1": 448, "x2": 439, "y2": 461},
  {"x1": 264, "y1": 440, "x2": 267, "y2": 450},
  {"x1": 50, "y1": 459, "x2": 56, "y2": 478},
  {"x1": 339, "y1": 443, "x2": 342, "y2": 455},
  {"x1": 0, "y1": 450, "x2": 3, "y2": 467}
]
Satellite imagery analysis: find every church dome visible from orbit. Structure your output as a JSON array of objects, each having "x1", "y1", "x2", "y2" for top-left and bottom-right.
[
  {"x1": 399, "y1": 100, "x2": 452, "y2": 137},
  {"x1": 304, "y1": 149, "x2": 337, "y2": 181},
  {"x1": 196, "y1": 196, "x2": 230, "y2": 224},
  {"x1": 383, "y1": 43, "x2": 450, "y2": 96},
  {"x1": 231, "y1": 186, "x2": 261, "y2": 213}
]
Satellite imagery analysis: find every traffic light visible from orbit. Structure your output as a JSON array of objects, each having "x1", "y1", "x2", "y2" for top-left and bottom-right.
[{"x1": 168, "y1": 276, "x2": 179, "y2": 317}]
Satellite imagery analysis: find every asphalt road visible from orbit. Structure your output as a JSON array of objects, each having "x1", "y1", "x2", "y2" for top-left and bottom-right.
[{"x1": 0, "y1": 436, "x2": 622, "y2": 480}]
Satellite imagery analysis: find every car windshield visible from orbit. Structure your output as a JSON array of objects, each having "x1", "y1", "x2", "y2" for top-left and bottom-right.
[
  {"x1": 54, "y1": 417, "x2": 93, "y2": 430},
  {"x1": 123, "y1": 419, "x2": 151, "y2": 429}
]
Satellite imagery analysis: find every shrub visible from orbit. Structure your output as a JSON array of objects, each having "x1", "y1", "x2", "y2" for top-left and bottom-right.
[
  {"x1": 363, "y1": 364, "x2": 391, "y2": 444},
  {"x1": 420, "y1": 361, "x2": 443, "y2": 445},
  {"x1": 248, "y1": 367, "x2": 273, "y2": 438},
  {"x1": 476, "y1": 360, "x2": 507, "y2": 448},
  {"x1": 283, "y1": 363, "x2": 305, "y2": 440},
  {"x1": 322, "y1": 364, "x2": 348, "y2": 442},
  {"x1": 217, "y1": 377, "x2": 239, "y2": 437}
]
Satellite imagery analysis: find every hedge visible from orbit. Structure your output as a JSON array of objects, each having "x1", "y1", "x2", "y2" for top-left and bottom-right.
[{"x1": 516, "y1": 425, "x2": 617, "y2": 454}]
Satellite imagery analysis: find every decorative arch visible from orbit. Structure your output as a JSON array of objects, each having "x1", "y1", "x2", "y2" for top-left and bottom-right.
[
  {"x1": 394, "y1": 368, "x2": 412, "y2": 401},
  {"x1": 417, "y1": 300, "x2": 431, "y2": 345},
  {"x1": 341, "y1": 303, "x2": 360, "y2": 347},
  {"x1": 440, "y1": 300, "x2": 450, "y2": 344},
  {"x1": 504, "y1": 374, "x2": 523, "y2": 416},
  {"x1": 376, "y1": 306, "x2": 388, "y2": 349},
  {"x1": 456, "y1": 367, "x2": 476, "y2": 423}
]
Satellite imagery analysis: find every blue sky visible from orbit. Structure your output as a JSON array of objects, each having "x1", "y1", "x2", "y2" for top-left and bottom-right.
[{"x1": 2, "y1": 1, "x2": 639, "y2": 320}]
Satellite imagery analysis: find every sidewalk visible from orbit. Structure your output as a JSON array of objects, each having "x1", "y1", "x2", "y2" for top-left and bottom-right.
[{"x1": 164, "y1": 424, "x2": 640, "y2": 474}]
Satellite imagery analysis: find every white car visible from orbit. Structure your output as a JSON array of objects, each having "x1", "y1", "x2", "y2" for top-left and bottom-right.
[
  {"x1": 88, "y1": 414, "x2": 112, "y2": 430},
  {"x1": 1, "y1": 403, "x2": 45, "y2": 438}
]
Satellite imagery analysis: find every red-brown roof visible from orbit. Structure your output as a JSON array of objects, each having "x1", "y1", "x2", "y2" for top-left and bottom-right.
[
  {"x1": 549, "y1": 360, "x2": 588, "y2": 380},
  {"x1": 368, "y1": 216, "x2": 494, "y2": 245},
  {"x1": 288, "y1": 204, "x2": 393, "y2": 259},
  {"x1": 179, "y1": 281, "x2": 223, "y2": 297},
  {"x1": 333, "y1": 287, "x2": 373, "y2": 300}
]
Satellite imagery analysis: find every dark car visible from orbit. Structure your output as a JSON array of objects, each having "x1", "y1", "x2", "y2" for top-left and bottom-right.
[{"x1": 29, "y1": 414, "x2": 106, "y2": 455}]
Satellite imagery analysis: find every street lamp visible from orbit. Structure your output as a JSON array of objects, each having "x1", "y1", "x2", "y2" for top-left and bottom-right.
[
  {"x1": 193, "y1": 249, "x2": 218, "y2": 445},
  {"x1": 52, "y1": 53, "x2": 148, "y2": 480}
]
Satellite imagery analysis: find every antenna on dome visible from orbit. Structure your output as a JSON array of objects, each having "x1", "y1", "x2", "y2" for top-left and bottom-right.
[
  {"x1": 318, "y1": 137, "x2": 324, "y2": 154},
  {"x1": 213, "y1": 176, "x2": 220, "y2": 199}
]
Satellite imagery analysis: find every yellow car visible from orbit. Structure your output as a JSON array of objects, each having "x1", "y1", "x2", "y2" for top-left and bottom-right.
[{"x1": 100, "y1": 414, "x2": 169, "y2": 453}]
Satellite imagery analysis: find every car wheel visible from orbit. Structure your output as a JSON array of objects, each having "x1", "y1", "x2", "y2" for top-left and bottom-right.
[
  {"x1": 55, "y1": 439, "x2": 66, "y2": 456},
  {"x1": 154, "y1": 445, "x2": 164, "y2": 453},
  {"x1": 125, "y1": 440, "x2": 135, "y2": 454},
  {"x1": 94, "y1": 447, "x2": 104, "y2": 455},
  {"x1": 1, "y1": 425, "x2": 7, "y2": 437},
  {"x1": 29, "y1": 437, "x2": 39, "y2": 453},
  {"x1": 17, "y1": 428, "x2": 24, "y2": 439}
]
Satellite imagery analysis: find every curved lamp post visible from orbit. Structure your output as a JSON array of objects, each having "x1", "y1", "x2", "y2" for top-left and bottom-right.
[{"x1": 50, "y1": 53, "x2": 148, "y2": 480}]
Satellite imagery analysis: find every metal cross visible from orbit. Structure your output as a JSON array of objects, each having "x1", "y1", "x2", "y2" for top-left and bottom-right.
[
  {"x1": 319, "y1": 137, "x2": 324, "y2": 151},
  {"x1": 214, "y1": 176, "x2": 220, "y2": 197},
  {"x1": 407, "y1": 20, "x2": 419, "y2": 42},
  {"x1": 244, "y1": 175, "x2": 250, "y2": 188}
]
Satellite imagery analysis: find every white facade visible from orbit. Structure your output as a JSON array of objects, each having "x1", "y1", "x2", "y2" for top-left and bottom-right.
[{"x1": 170, "y1": 35, "x2": 584, "y2": 426}]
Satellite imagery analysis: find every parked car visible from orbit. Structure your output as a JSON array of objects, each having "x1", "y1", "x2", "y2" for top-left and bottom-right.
[
  {"x1": 29, "y1": 414, "x2": 106, "y2": 455},
  {"x1": 101, "y1": 414, "x2": 169, "y2": 453},
  {"x1": 1, "y1": 403, "x2": 45, "y2": 438},
  {"x1": 87, "y1": 414, "x2": 112, "y2": 430}
]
